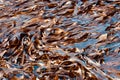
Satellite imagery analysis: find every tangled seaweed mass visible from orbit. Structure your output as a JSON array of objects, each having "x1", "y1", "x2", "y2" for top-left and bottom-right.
[{"x1": 0, "y1": 0, "x2": 120, "y2": 80}]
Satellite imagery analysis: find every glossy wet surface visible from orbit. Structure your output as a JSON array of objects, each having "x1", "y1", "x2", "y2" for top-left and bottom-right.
[{"x1": 0, "y1": 0, "x2": 120, "y2": 80}]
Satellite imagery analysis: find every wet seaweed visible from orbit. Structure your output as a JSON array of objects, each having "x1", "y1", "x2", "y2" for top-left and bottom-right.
[{"x1": 0, "y1": 0, "x2": 120, "y2": 80}]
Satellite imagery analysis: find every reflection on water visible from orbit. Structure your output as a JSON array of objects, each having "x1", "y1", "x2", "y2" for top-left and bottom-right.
[{"x1": 74, "y1": 39, "x2": 97, "y2": 49}]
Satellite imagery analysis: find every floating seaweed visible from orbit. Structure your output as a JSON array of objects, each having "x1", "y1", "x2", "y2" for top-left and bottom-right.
[{"x1": 0, "y1": 0, "x2": 120, "y2": 80}]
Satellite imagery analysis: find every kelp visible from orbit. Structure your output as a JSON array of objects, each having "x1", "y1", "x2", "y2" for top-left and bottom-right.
[{"x1": 0, "y1": 0, "x2": 120, "y2": 80}]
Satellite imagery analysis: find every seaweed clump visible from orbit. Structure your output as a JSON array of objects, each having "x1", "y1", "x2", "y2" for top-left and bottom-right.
[{"x1": 0, "y1": 0, "x2": 120, "y2": 80}]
